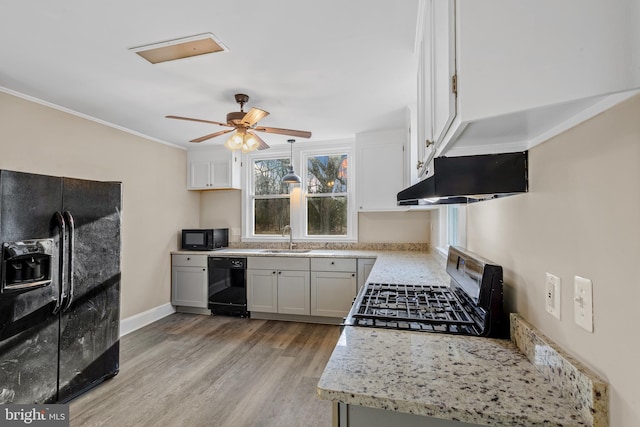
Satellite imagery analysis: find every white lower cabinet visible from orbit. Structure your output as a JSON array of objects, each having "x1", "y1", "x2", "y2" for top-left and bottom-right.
[
  {"x1": 247, "y1": 269, "x2": 278, "y2": 313},
  {"x1": 171, "y1": 255, "x2": 208, "y2": 308},
  {"x1": 276, "y1": 270, "x2": 310, "y2": 315},
  {"x1": 247, "y1": 257, "x2": 310, "y2": 315},
  {"x1": 311, "y1": 258, "x2": 357, "y2": 318}
]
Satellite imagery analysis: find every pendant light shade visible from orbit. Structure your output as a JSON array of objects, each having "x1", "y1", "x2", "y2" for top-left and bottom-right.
[{"x1": 282, "y1": 139, "x2": 301, "y2": 184}]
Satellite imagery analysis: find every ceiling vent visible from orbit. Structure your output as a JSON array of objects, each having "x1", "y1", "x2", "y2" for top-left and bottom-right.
[{"x1": 130, "y1": 33, "x2": 229, "y2": 64}]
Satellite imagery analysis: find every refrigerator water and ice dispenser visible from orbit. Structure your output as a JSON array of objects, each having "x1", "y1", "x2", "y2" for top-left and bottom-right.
[{"x1": 1, "y1": 239, "x2": 54, "y2": 294}]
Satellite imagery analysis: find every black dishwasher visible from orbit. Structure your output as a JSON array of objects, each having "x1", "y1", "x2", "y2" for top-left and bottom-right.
[{"x1": 207, "y1": 257, "x2": 248, "y2": 317}]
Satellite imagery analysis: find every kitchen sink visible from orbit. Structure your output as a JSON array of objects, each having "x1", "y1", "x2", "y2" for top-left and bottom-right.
[{"x1": 261, "y1": 249, "x2": 311, "y2": 254}]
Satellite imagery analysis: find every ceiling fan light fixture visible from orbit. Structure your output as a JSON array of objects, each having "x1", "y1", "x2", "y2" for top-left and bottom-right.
[
  {"x1": 241, "y1": 133, "x2": 260, "y2": 153},
  {"x1": 224, "y1": 131, "x2": 244, "y2": 150}
]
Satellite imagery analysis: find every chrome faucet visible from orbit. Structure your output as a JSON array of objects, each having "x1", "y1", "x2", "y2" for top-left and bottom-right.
[{"x1": 282, "y1": 225, "x2": 295, "y2": 250}]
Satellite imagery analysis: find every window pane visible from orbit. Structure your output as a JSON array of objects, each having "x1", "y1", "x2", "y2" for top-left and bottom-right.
[
  {"x1": 255, "y1": 198, "x2": 290, "y2": 234},
  {"x1": 254, "y1": 158, "x2": 291, "y2": 195},
  {"x1": 307, "y1": 196, "x2": 347, "y2": 235},
  {"x1": 307, "y1": 154, "x2": 348, "y2": 194},
  {"x1": 447, "y1": 205, "x2": 458, "y2": 246}
]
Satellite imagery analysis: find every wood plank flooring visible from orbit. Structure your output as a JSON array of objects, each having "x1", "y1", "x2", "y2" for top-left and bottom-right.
[{"x1": 69, "y1": 313, "x2": 341, "y2": 427}]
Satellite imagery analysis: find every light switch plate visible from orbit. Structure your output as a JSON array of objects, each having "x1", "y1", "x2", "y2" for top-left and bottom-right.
[
  {"x1": 545, "y1": 273, "x2": 561, "y2": 320},
  {"x1": 574, "y1": 276, "x2": 593, "y2": 332}
]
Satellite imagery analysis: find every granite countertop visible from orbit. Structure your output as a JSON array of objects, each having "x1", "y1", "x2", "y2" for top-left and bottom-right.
[{"x1": 318, "y1": 324, "x2": 602, "y2": 427}]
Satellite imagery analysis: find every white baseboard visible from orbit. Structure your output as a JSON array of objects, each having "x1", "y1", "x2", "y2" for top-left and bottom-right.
[{"x1": 120, "y1": 303, "x2": 176, "y2": 337}]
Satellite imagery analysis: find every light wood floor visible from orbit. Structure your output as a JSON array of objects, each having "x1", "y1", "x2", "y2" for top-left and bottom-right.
[{"x1": 70, "y1": 313, "x2": 341, "y2": 427}]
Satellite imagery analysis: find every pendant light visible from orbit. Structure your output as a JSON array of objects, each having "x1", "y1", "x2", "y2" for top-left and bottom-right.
[{"x1": 282, "y1": 139, "x2": 301, "y2": 184}]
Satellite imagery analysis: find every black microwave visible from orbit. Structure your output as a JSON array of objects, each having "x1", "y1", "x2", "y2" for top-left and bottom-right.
[{"x1": 181, "y1": 229, "x2": 228, "y2": 251}]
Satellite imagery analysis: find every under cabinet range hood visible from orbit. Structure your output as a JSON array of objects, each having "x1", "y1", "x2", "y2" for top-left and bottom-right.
[{"x1": 397, "y1": 151, "x2": 528, "y2": 206}]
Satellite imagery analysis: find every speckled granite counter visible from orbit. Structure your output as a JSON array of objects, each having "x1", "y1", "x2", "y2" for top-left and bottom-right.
[{"x1": 318, "y1": 317, "x2": 607, "y2": 427}]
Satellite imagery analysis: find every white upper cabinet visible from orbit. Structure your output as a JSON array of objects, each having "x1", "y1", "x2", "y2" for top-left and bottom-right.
[
  {"x1": 415, "y1": 0, "x2": 640, "y2": 174},
  {"x1": 187, "y1": 146, "x2": 241, "y2": 190},
  {"x1": 356, "y1": 128, "x2": 408, "y2": 211}
]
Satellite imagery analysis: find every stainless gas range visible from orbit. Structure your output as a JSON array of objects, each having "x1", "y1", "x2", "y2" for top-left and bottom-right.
[{"x1": 344, "y1": 246, "x2": 507, "y2": 338}]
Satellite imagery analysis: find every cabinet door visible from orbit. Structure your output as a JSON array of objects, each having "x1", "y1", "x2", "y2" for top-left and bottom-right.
[
  {"x1": 189, "y1": 161, "x2": 211, "y2": 189},
  {"x1": 210, "y1": 160, "x2": 231, "y2": 188},
  {"x1": 172, "y1": 266, "x2": 208, "y2": 308},
  {"x1": 247, "y1": 269, "x2": 278, "y2": 313},
  {"x1": 356, "y1": 130, "x2": 406, "y2": 211},
  {"x1": 277, "y1": 270, "x2": 310, "y2": 315},
  {"x1": 311, "y1": 271, "x2": 357, "y2": 317},
  {"x1": 431, "y1": 0, "x2": 457, "y2": 145}
]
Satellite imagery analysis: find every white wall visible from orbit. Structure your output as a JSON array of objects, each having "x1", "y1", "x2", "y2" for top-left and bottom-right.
[
  {"x1": 0, "y1": 91, "x2": 200, "y2": 319},
  {"x1": 466, "y1": 94, "x2": 640, "y2": 426}
]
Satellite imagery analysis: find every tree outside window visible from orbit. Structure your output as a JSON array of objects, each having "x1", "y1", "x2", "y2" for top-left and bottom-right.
[
  {"x1": 253, "y1": 158, "x2": 290, "y2": 234},
  {"x1": 306, "y1": 154, "x2": 348, "y2": 236}
]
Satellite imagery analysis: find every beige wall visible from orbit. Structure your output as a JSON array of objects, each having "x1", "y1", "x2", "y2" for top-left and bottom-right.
[
  {"x1": 466, "y1": 94, "x2": 640, "y2": 426},
  {"x1": 200, "y1": 190, "x2": 242, "y2": 242},
  {"x1": 358, "y1": 211, "x2": 430, "y2": 243},
  {"x1": 0, "y1": 91, "x2": 200, "y2": 319}
]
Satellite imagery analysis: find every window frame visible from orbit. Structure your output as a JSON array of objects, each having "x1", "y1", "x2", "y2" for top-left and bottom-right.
[
  {"x1": 435, "y1": 204, "x2": 467, "y2": 257},
  {"x1": 243, "y1": 152, "x2": 293, "y2": 241},
  {"x1": 242, "y1": 141, "x2": 357, "y2": 242},
  {"x1": 300, "y1": 145, "x2": 356, "y2": 241}
]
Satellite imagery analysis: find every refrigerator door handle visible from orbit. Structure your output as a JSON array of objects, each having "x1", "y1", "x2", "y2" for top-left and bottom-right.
[
  {"x1": 62, "y1": 211, "x2": 75, "y2": 312},
  {"x1": 53, "y1": 211, "x2": 66, "y2": 314}
]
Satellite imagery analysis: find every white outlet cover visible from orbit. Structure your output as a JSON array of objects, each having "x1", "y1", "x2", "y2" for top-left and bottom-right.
[
  {"x1": 545, "y1": 273, "x2": 561, "y2": 320},
  {"x1": 574, "y1": 276, "x2": 593, "y2": 332}
]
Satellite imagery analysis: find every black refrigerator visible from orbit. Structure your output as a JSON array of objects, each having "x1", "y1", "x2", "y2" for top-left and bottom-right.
[{"x1": 0, "y1": 170, "x2": 121, "y2": 403}]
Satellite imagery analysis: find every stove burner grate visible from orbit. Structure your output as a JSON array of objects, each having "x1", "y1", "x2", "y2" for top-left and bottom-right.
[{"x1": 351, "y1": 283, "x2": 480, "y2": 334}]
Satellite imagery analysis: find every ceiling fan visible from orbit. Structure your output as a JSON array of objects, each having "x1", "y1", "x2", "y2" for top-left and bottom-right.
[{"x1": 166, "y1": 93, "x2": 312, "y2": 152}]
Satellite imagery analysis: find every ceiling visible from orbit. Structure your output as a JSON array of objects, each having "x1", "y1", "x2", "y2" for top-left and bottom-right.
[{"x1": 0, "y1": 0, "x2": 420, "y2": 149}]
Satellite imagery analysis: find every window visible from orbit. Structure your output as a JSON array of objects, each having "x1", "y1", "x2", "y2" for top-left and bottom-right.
[
  {"x1": 305, "y1": 153, "x2": 348, "y2": 236},
  {"x1": 434, "y1": 205, "x2": 467, "y2": 257},
  {"x1": 244, "y1": 142, "x2": 356, "y2": 242},
  {"x1": 252, "y1": 158, "x2": 290, "y2": 235},
  {"x1": 447, "y1": 205, "x2": 459, "y2": 246}
]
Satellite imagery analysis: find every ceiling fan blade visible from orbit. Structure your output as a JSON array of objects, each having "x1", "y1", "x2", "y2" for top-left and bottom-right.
[
  {"x1": 166, "y1": 115, "x2": 231, "y2": 127},
  {"x1": 241, "y1": 108, "x2": 269, "y2": 126},
  {"x1": 248, "y1": 131, "x2": 270, "y2": 150},
  {"x1": 189, "y1": 129, "x2": 234, "y2": 143},
  {"x1": 254, "y1": 126, "x2": 312, "y2": 139}
]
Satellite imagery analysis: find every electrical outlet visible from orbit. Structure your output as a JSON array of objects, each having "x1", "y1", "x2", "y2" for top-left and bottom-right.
[
  {"x1": 574, "y1": 276, "x2": 593, "y2": 332},
  {"x1": 545, "y1": 273, "x2": 561, "y2": 320}
]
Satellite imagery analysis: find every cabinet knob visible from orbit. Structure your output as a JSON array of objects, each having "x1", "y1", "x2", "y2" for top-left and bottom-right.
[
  {"x1": 273, "y1": 271, "x2": 276, "y2": 274},
  {"x1": 187, "y1": 257, "x2": 190, "y2": 260},
  {"x1": 352, "y1": 273, "x2": 355, "y2": 277},
  {"x1": 278, "y1": 271, "x2": 282, "y2": 275},
  {"x1": 331, "y1": 261, "x2": 335, "y2": 265},
  {"x1": 203, "y1": 268, "x2": 206, "y2": 271}
]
